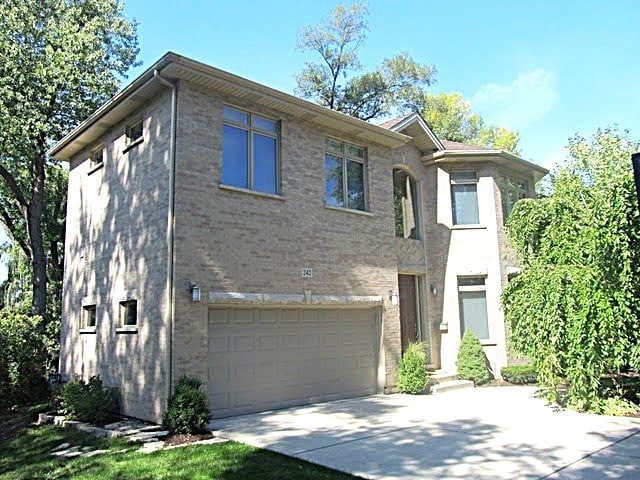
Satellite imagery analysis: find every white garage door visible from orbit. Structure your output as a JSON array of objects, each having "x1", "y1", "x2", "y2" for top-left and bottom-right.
[{"x1": 208, "y1": 307, "x2": 378, "y2": 418}]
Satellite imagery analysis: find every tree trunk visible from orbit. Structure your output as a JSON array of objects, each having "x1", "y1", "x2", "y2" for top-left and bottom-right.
[{"x1": 28, "y1": 154, "x2": 47, "y2": 319}]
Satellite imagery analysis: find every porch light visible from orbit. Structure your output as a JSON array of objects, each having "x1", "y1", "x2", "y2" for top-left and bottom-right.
[
  {"x1": 430, "y1": 284, "x2": 438, "y2": 295},
  {"x1": 190, "y1": 283, "x2": 201, "y2": 302},
  {"x1": 390, "y1": 290, "x2": 399, "y2": 306}
]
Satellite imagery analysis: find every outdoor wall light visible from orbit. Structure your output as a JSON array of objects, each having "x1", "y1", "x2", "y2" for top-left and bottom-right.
[
  {"x1": 390, "y1": 290, "x2": 399, "y2": 306},
  {"x1": 430, "y1": 284, "x2": 438, "y2": 295},
  {"x1": 190, "y1": 283, "x2": 201, "y2": 302}
]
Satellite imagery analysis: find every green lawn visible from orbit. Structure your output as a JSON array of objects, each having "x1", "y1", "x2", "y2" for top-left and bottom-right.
[{"x1": 0, "y1": 425, "x2": 360, "y2": 480}]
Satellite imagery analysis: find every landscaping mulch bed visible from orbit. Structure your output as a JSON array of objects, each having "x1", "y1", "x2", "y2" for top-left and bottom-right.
[{"x1": 163, "y1": 432, "x2": 214, "y2": 446}]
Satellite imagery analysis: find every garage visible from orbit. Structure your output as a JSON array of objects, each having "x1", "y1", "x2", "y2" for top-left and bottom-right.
[{"x1": 208, "y1": 306, "x2": 379, "y2": 418}]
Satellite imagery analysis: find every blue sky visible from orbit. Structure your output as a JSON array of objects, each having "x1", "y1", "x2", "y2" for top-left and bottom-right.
[{"x1": 1, "y1": 0, "x2": 639, "y2": 281}]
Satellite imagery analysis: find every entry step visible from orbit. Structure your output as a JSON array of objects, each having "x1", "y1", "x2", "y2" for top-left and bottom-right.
[
  {"x1": 431, "y1": 379, "x2": 474, "y2": 394},
  {"x1": 429, "y1": 371, "x2": 459, "y2": 384}
]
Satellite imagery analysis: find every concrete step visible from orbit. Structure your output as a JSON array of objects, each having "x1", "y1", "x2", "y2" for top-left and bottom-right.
[
  {"x1": 431, "y1": 379, "x2": 474, "y2": 394},
  {"x1": 429, "y1": 371, "x2": 459, "y2": 384}
]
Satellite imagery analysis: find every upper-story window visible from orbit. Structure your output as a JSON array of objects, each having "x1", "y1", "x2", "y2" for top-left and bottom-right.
[
  {"x1": 221, "y1": 106, "x2": 279, "y2": 195},
  {"x1": 499, "y1": 176, "x2": 528, "y2": 222},
  {"x1": 126, "y1": 119, "x2": 143, "y2": 145},
  {"x1": 89, "y1": 145, "x2": 104, "y2": 168},
  {"x1": 450, "y1": 171, "x2": 479, "y2": 225},
  {"x1": 325, "y1": 138, "x2": 367, "y2": 211},
  {"x1": 393, "y1": 169, "x2": 419, "y2": 239}
]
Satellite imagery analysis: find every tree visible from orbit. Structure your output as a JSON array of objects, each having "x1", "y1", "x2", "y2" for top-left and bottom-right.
[
  {"x1": 418, "y1": 92, "x2": 520, "y2": 153},
  {"x1": 0, "y1": 0, "x2": 139, "y2": 319},
  {"x1": 295, "y1": 3, "x2": 520, "y2": 153},
  {"x1": 295, "y1": 2, "x2": 436, "y2": 121},
  {"x1": 502, "y1": 127, "x2": 640, "y2": 411}
]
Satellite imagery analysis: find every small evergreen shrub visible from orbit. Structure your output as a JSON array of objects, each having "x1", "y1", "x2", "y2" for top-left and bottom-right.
[
  {"x1": 163, "y1": 375, "x2": 211, "y2": 434},
  {"x1": 501, "y1": 365, "x2": 537, "y2": 384},
  {"x1": 59, "y1": 375, "x2": 120, "y2": 425},
  {"x1": 456, "y1": 330, "x2": 491, "y2": 385},
  {"x1": 397, "y1": 342, "x2": 433, "y2": 394}
]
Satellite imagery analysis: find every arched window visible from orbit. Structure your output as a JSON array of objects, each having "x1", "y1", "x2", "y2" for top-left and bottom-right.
[{"x1": 393, "y1": 169, "x2": 419, "y2": 239}]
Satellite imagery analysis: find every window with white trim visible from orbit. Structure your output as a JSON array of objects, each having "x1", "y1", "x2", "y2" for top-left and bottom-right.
[
  {"x1": 324, "y1": 138, "x2": 367, "y2": 211},
  {"x1": 221, "y1": 106, "x2": 279, "y2": 194},
  {"x1": 451, "y1": 171, "x2": 479, "y2": 225},
  {"x1": 458, "y1": 276, "x2": 489, "y2": 340}
]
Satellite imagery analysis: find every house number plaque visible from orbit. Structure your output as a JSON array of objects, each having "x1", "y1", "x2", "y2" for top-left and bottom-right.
[{"x1": 301, "y1": 268, "x2": 313, "y2": 278}]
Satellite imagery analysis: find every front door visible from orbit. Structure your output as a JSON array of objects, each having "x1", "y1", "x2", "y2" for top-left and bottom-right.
[{"x1": 398, "y1": 274, "x2": 419, "y2": 353}]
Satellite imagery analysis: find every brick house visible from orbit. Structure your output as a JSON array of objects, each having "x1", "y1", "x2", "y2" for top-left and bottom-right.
[{"x1": 48, "y1": 52, "x2": 547, "y2": 422}]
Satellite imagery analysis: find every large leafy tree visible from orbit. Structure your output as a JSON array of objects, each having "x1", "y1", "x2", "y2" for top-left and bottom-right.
[
  {"x1": 502, "y1": 127, "x2": 640, "y2": 411},
  {"x1": 419, "y1": 92, "x2": 520, "y2": 153},
  {"x1": 295, "y1": 3, "x2": 520, "y2": 152},
  {"x1": 0, "y1": 0, "x2": 139, "y2": 320},
  {"x1": 295, "y1": 2, "x2": 435, "y2": 121}
]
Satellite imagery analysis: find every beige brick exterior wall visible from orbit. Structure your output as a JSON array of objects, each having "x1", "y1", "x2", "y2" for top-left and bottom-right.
[
  {"x1": 170, "y1": 81, "x2": 403, "y2": 395},
  {"x1": 60, "y1": 91, "x2": 173, "y2": 422}
]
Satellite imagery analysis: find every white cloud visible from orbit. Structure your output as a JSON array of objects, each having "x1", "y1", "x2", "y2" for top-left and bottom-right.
[{"x1": 472, "y1": 69, "x2": 557, "y2": 129}]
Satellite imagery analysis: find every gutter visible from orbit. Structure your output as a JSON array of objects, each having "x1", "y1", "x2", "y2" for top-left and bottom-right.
[
  {"x1": 153, "y1": 69, "x2": 178, "y2": 407},
  {"x1": 422, "y1": 149, "x2": 549, "y2": 182},
  {"x1": 47, "y1": 53, "x2": 176, "y2": 159}
]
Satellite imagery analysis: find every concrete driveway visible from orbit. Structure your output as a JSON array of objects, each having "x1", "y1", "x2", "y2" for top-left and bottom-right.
[{"x1": 212, "y1": 386, "x2": 640, "y2": 479}]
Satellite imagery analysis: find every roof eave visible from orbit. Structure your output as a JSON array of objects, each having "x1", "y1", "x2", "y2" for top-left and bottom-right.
[
  {"x1": 47, "y1": 52, "x2": 178, "y2": 160},
  {"x1": 422, "y1": 150, "x2": 549, "y2": 182},
  {"x1": 48, "y1": 52, "x2": 410, "y2": 161}
]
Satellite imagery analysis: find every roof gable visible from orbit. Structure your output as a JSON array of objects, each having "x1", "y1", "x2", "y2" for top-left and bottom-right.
[{"x1": 378, "y1": 112, "x2": 444, "y2": 153}]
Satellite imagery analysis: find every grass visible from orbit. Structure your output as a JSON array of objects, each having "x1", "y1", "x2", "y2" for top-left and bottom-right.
[{"x1": 0, "y1": 424, "x2": 360, "y2": 480}]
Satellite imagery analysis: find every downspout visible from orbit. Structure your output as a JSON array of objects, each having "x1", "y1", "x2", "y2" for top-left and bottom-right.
[{"x1": 154, "y1": 69, "x2": 177, "y2": 410}]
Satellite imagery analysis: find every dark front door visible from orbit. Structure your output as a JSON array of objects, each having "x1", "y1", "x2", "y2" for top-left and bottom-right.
[{"x1": 398, "y1": 274, "x2": 419, "y2": 353}]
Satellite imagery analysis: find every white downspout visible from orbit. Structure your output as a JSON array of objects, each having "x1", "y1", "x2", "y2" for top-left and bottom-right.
[{"x1": 154, "y1": 69, "x2": 177, "y2": 411}]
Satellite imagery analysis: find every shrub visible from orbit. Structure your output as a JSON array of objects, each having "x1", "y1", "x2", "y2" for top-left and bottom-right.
[
  {"x1": 163, "y1": 376, "x2": 211, "y2": 434},
  {"x1": 397, "y1": 342, "x2": 433, "y2": 394},
  {"x1": 59, "y1": 376, "x2": 120, "y2": 425},
  {"x1": 501, "y1": 365, "x2": 537, "y2": 384},
  {"x1": 456, "y1": 330, "x2": 491, "y2": 385},
  {"x1": 596, "y1": 397, "x2": 638, "y2": 416},
  {"x1": 0, "y1": 310, "x2": 49, "y2": 411}
]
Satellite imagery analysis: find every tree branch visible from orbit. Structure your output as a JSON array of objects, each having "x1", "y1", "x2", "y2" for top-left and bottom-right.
[
  {"x1": 0, "y1": 162, "x2": 29, "y2": 214},
  {"x1": 0, "y1": 203, "x2": 32, "y2": 259}
]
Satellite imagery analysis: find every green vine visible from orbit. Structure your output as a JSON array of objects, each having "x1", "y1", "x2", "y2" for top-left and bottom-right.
[{"x1": 502, "y1": 127, "x2": 640, "y2": 411}]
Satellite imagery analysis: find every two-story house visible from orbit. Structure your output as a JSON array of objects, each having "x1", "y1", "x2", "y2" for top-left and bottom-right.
[{"x1": 48, "y1": 52, "x2": 547, "y2": 422}]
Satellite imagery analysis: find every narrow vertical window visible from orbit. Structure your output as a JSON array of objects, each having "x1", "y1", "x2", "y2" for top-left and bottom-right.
[
  {"x1": 458, "y1": 277, "x2": 489, "y2": 340},
  {"x1": 222, "y1": 106, "x2": 279, "y2": 194},
  {"x1": 324, "y1": 138, "x2": 367, "y2": 211},
  {"x1": 499, "y1": 176, "x2": 528, "y2": 222},
  {"x1": 450, "y1": 171, "x2": 479, "y2": 225},
  {"x1": 393, "y1": 169, "x2": 419, "y2": 239}
]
